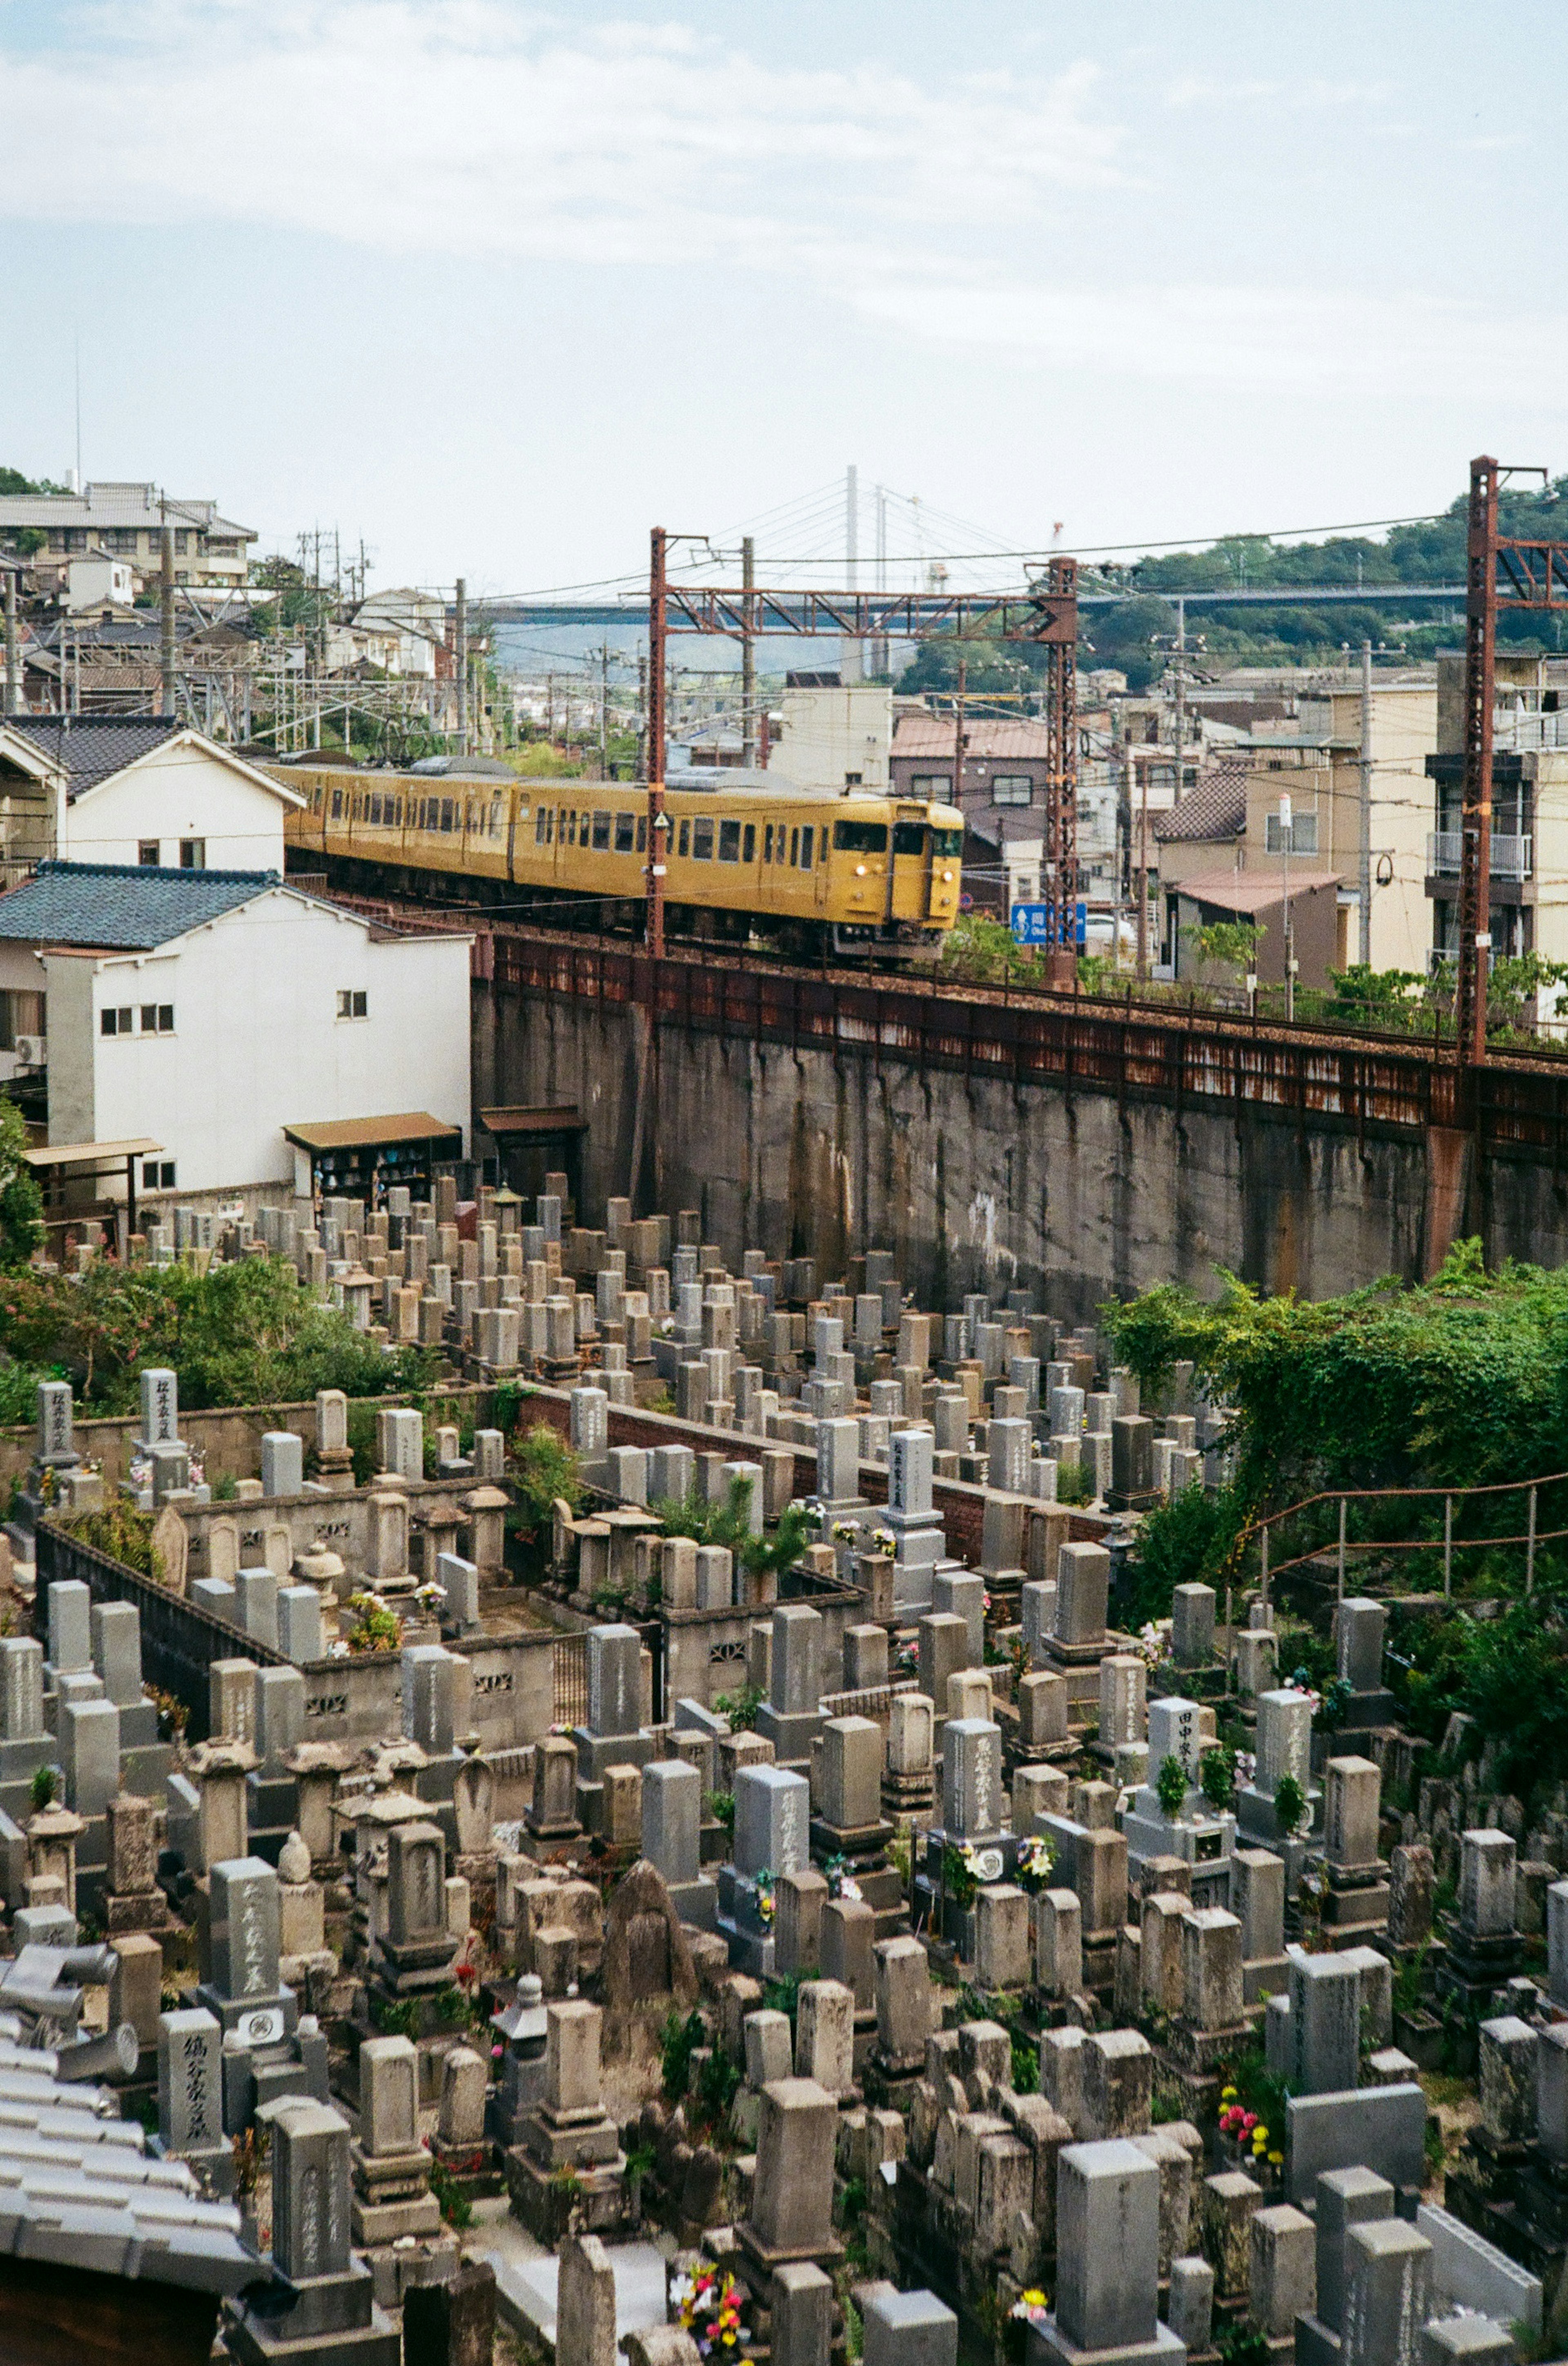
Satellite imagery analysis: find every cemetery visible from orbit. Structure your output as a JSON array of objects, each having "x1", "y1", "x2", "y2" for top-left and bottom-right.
[{"x1": 2, "y1": 1176, "x2": 1568, "y2": 2366}]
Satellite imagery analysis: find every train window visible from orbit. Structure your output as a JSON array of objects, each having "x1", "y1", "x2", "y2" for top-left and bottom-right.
[
  {"x1": 743, "y1": 823, "x2": 756, "y2": 862},
  {"x1": 392, "y1": 798, "x2": 402, "y2": 825},
  {"x1": 764, "y1": 823, "x2": 774, "y2": 863},
  {"x1": 692, "y1": 817, "x2": 715, "y2": 861},
  {"x1": 331, "y1": 789, "x2": 343, "y2": 818},
  {"x1": 789, "y1": 827, "x2": 798, "y2": 865},
  {"x1": 892, "y1": 823, "x2": 926, "y2": 856},
  {"x1": 614, "y1": 812, "x2": 635, "y2": 853},
  {"x1": 718, "y1": 819, "x2": 742, "y2": 862},
  {"x1": 931, "y1": 827, "x2": 964, "y2": 856},
  {"x1": 441, "y1": 798, "x2": 455, "y2": 832},
  {"x1": 833, "y1": 821, "x2": 888, "y2": 853},
  {"x1": 592, "y1": 811, "x2": 611, "y2": 851},
  {"x1": 369, "y1": 795, "x2": 382, "y2": 825},
  {"x1": 678, "y1": 819, "x2": 690, "y2": 856},
  {"x1": 535, "y1": 808, "x2": 548, "y2": 844},
  {"x1": 492, "y1": 796, "x2": 505, "y2": 837},
  {"x1": 799, "y1": 825, "x2": 814, "y2": 869},
  {"x1": 636, "y1": 814, "x2": 647, "y2": 852}
]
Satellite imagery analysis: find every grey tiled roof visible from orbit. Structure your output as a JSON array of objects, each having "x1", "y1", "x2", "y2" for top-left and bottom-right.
[
  {"x1": 1, "y1": 714, "x2": 181, "y2": 796},
  {"x1": 0, "y1": 861, "x2": 277, "y2": 950},
  {"x1": 0, "y1": 2036, "x2": 257, "y2": 2291},
  {"x1": 1153, "y1": 760, "x2": 1250, "y2": 845}
]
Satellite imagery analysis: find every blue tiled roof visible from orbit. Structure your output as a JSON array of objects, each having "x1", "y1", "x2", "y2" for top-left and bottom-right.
[
  {"x1": 1, "y1": 714, "x2": 181, "y2": 796},
  {"x1": 0, "y1": 861, "x2": 278, "y2": 950}
]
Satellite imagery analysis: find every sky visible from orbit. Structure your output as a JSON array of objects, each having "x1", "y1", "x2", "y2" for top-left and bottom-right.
[{"x1": 2, "y1": 0, "x2": 1565, "y2": 602}]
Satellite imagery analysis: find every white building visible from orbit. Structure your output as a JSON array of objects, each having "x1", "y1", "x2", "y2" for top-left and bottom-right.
[
  {"x1": 768, "y1": 681, "x2": 893, "y2": 790},
  {"x1": 0, "y1": 716, "x2": 303, "y2": 879},
  {"x1": 349, "y1": 589, "x2": 448, "y2": 678},
  {"x1": 62, "y1": 550, "x2": 138, "y2": 613},
  {"x1": 0, "y1": 865, "x2": 471, "y2": 1197},
  {"x1": 0, "y1": 480, "x2": 255, "y2": 588}
]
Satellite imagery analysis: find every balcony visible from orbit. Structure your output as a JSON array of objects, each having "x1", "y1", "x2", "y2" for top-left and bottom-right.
[
  {"x1": 1427, "y1": 832, "x2": 1532, "y2": 880},
  {"x1": 1495, "y1": 709, "x2": 1568, "y2": 752}
]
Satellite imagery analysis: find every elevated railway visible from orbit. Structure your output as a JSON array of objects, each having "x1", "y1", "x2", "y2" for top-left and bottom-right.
[{"x1": 315, "y1": 884, "x2": 1568, "y2": 1166}]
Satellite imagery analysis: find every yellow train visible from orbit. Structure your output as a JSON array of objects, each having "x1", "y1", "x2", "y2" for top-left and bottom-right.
[{"x1": 274, "y1": 764, "x2": 966, "y2": 959}]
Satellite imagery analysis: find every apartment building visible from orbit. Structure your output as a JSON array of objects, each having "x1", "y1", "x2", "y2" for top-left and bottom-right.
[
  {"x1": 0, "y1": 481, "x2": 255, "y2": 589},
  {"x1": 1425, "y1": 650, "x2": 1568, "y2": 986}
]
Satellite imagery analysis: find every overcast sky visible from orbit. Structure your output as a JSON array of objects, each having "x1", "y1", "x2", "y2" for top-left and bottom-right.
[{"x1": 3, "y1": 0, "x2": 1564, "y2": 597}]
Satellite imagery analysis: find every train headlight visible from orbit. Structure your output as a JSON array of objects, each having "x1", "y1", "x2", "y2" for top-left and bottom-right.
[
  {"x1": 855, "y1": 864, "x2": 867, "y2": 877},
  {"x1": 942, "y1": 870, "x2": 954, "y2": 883}
]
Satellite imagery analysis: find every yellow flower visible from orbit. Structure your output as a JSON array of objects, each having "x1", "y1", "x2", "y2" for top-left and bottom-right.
[
  {"x1": 1253, "y1": 2125, "x2": 1268, "y2": 2145},
  {"x1": 1023, "y1": 2292, "x2": 1047, "y2": 2308},
  {"x1": 1221, "y1": 2086, "x2": 1237, "y2": 2101},
  {"x1": 1268, "y1": 2151, "x2": 1284, "y2": 2167}
]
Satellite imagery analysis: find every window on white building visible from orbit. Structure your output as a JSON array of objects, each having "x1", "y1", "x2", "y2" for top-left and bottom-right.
[
  {"x1": 138, "y1": 841, "x2": 160, "y2": 867},
  {"x1": 336, "y1": 989, "x2": 368, "y2": 1019},
  {"x1": 142, "y1": 1159, "x2": 176, "y2": 1189},
  {"x1": 140, "y1": 1005, "x2": 174, "y2": 1033},
  {"x1": 100, "y1": 1006, "x2": 134, "y2": 1036},
  {"x1": 180, "y1": 838, "x2": 206, "y2": 870}
]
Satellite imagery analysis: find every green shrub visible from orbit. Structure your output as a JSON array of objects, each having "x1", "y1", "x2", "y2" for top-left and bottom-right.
[
  {"x1": 1155, "y1": 1754, "x2": 1189, "y2": 1817},
  {"x1": 1200, "y1": 1745, "x2": 1236, "y2": 1812},
  {"x1": 1274, "y1": 1774, "x2": 1307, "y2": 1837},
  {"x1": 513, "y1": 1423, "x2": 582, "y2": 1548}
]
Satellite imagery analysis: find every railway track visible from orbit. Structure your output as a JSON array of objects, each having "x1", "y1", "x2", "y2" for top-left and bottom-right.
[{"x1": 297, "y1": 874, "x2": 1568, "y2": 1081}]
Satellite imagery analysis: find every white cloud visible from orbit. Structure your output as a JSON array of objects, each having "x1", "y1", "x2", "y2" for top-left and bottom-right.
[
  {"x1": 0, "y1": 2, "x2": 1123, "y2": 271},
  {"x1": 4, "y1": 2, "x2": 1561, "y2": 408},
  {"x1": 851, "y1": 272, "x2": 1568, "y2": 395}
]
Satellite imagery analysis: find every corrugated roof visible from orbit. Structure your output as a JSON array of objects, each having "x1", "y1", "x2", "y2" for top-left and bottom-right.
[
  {"x1": 0, "y1": 482, "x2": 254, "y2": 537},
  {"x1": 1154, "y1": 762, "x2": 1250, "y2": 845},
  {"x1": 283, "y1": 1111, "x2": 463, "y2": 1152},
  {"x1": 0, "y1": 861, "x2": 277, "y2": 950},
  {"x1": 0, "y1": 2037, "x2": 256, "y2": 2292},
  {"x1": 893, "y1": 713, "x2": 1052, "y2": 760},
  {"x1": 1170, "y1": 866, "x2": 1341, "y2": 914},
  {"x1": 0, "y1": 715, "x2": 181, "y2": 794}
]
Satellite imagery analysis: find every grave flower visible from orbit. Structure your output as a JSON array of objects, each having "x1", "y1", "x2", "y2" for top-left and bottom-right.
[
  {"x1": 1014, "y1": 1832, "x2": 1057, "y2": 1895},
  {"x1": 1011, "y1": 2291, "x2": 1051, "y2": 2328}
]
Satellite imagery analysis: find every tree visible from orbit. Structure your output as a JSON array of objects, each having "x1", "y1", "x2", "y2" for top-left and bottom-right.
[{"x1": 0, "y1": 1099, "x2": 41, "y2": 1269}]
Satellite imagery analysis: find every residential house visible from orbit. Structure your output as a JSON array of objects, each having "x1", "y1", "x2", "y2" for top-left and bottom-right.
[
  {"x1": 0, "y1": 716, "x2": 304, "y2": 883},
  {"x1": 1425, "y1": 650, "x2": 1568, "y2": 990},
  {"x1": 61, "y1": 549, "x2": 138, "y2": 612},
  {"x1": 1156, "y1": 672, "x2": 1438, "y2": 986},
  {"x1": 0, "y1": 863, "x2": 470, "y2": 1197},
  {"x1": 0, "y1": 481, "x2": 254, "y2": 588}
]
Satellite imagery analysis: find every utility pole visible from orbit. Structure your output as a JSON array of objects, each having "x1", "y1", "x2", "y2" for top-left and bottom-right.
[
  {"x1": 4, "y1": 563, "x2": 17, "y2": 716},
  {"x1": 599, "y1": 642, "x2": 609, "y2": 775},
  {"x1": 741, "y1": 535, "x2": 756, "y2": 767},
  {"x1": 953, "y1": 656, "x2": 967, "y2": 815},
  {"x1": 1359, "y1": 637, "x2": 1373, "y2": 967},
  {"x1": 843, "y1": 465, "x2": 860, "y2": 684},
  {"x1": 1281, "y1": 791, "x2": 1296, "y2": 1022},
  {"x1": 1457, "y1": 457, "x2": 1498, "y2": 1068},
  {"x1": 1136, "y1": 748, "x2": 1149, "y2": 980},
  {"x1": 647, "y1": 526, "x2": 668, "y2": 958},
  {"x1": 1171, "y1": 595, "x2": 1186, "y2": 803},
  {"x1": 160, "y1": 523, "x2": 176, "y2": 720},
  {"x1": 454, "y1": 577, "x2": 468, "y2": 752}
]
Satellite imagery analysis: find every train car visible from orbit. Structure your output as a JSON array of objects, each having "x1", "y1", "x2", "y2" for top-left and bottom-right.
[{"x1": 272, "y1": 763, "x2": 965, "y2": 960}]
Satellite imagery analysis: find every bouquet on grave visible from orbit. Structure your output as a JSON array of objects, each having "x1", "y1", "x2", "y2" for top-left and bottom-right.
[
  {"x1": 1013, "y1": 1832, "x2": 1057, "y2": 1895},
  {"x1": 672, "y1": 2265, "x2": 751, "y2": 2356}
]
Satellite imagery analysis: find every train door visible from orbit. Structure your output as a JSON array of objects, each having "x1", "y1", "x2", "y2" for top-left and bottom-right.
[{"x1": 888, "y1": 808, "x2": 931, "y2": 922}]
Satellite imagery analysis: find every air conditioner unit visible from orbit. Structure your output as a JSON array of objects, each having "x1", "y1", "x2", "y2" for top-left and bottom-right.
[{"x1": 12, "y1": 1036, "x2": 45, "y2": 1068}]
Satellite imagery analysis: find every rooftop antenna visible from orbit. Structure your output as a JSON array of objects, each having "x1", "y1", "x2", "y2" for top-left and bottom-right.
[{"x1": 74, "y1": 332, "x2": 82, "y2": 489}]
